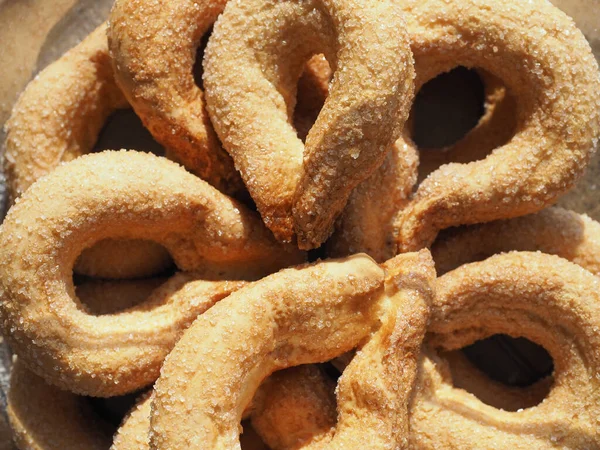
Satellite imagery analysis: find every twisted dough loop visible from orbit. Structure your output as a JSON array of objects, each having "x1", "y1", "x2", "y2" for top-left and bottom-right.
[
  {"x1": 249, "y1": 253, "x2": 600, "y2": 449},
  {"x1": 0, "y1": 151, "x2": 304, "y2": 396},
  {"x1": 108, "y1": 0, "x2": 244, "y2": 197},
  {"x1": 421, "y1": 207, "x2": 600, "y2": 420},
  {"x1": 326, "y1": 134, "x2": 418, "y2": 262},
  {"x1": 150, "y1": 251, "x2": 434, "y2": 449},
  {"x1": 410, "y1": 252, "x2": 600, "y2": 448},
  {"x1": 327, "y1": 0, "x2": 598, "y2": 261},
  {"x1": 204, "y1": 0, "x2": 414, "y2": 249},
  {"x1": 2, "y1": 24, "x2": 173, "y2": 279},
  {"x1": 393, "y1": 0, "x2": 600, "y2": 251},
  {"x1": 327, "y1": 71, "x2": 516, "y2": 262}
]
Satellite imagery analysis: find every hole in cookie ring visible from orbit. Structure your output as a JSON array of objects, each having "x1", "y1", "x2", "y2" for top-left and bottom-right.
[
  {"x1": 413, "y1": 68, "x2": 518, "y2": 183},
  {"x1": 293, "y1": 55, "x2": 332, "y2": 143},
  {"x1": 73, "y1": 275, "x2": 171, "y2": 316},
  {"x1": 461, "y1": 335, "x2": 554, "y2": 388},
  {"x1": 192, "y1": 28, "x2": 213, "y2": 92},
  {"x1": 412, "y1": 67, "x2": 486, "y2": 151},
  {"x1": 0, "y1": 151, "x2": 305, "y2": 397},
  {"x1": 2, "y1": 24, "x2": 176, "y2": 280},
  {"x1": 80, "y1": 104, "x2": 174, "y2": 280},
  {"x1": 440, "y1": 335, "x2": 554, "y2": 412},
  {"x1": 326, "y1": 0, "x2": 599, "y2": 259},
  {"x1": 409, "y1": 252, "x2": 600, "y2": 448},
  {"x1": 93, "y1": 109, "x2": 165, "y2": 157}
]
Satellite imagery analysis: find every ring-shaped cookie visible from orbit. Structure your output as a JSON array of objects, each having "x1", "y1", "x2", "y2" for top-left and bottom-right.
[
  {"x1": 250, "y1": 252, "x2": 600, "y2": 448},
  {"x1": 108, "y1": 0, "x2": 245, "y2": 196},
  {"x1": 204, "y1": 0, "x2": 414, "y2": 248},
  {"x1": 410, "y1": 252, "x2": 600, "y2": 448},
  {"x1": 420, "y1": 206, "x2": 600, "y2": 420},
  {"x1": 393, "y1": 0, "x2": 600, "y2": 251},
  {"x1": 2, "y1": 24, "x2": 174, "y2": 280},
  {"x1": 0, "y1": 151, "x2": 304, "y2": 396},
  {"x1": 150, "y1": 251, "x2": 434, "y2": 449}
]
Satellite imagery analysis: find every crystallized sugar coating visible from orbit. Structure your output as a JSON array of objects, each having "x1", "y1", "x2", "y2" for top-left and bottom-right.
[
  {"x1": 107, "y1": 0, "x2": 245, "y2": 197},
  {"x1": 0, "y1": 151, "x2": 305, "y2": 397},
  {"x1": 250, "y1": 365, "x2": 338, "y2": 449},
  {"x1": 204, "y1": 0, "x2": 415, "y2": 249},
  {"x1": 111, "y1": 392, "x2": 152, "y2": 450},
  {"x1": 150, "y1": 251, "x2": 435, "y2": 449},
  {"x1": 431, "y1": 207, "x2": 600, "y2": 276},
  {"x1": 1, "y1": 24, "x2": 173, "y2": 280},
  {"x1": 390, "y1": 0, "x2": 600, "y2": 251},
  {"x1": 551, "y1": 0, "x2": 600, "y2": 61},
  {"x1": 327, "y1": 132, "x2": 419, "y2": 262},
  {"x1": 245, "y1": 253, "x2": 600, "y2": 449},
  {"x1": 329, "y1": 70, "x2": 517, "y2": 262},
  {"x1": 410, "y1": 252, "x2": 600, "y2": 448},
  {"x1": 251, "y1": 252, "x2": 436, "y2": 450},
  {"x1": 3, "y1": 24, "x2": 126, "y2": 203}
]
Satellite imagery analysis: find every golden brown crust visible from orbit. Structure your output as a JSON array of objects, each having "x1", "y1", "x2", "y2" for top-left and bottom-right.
[
  {"x1": 150, "y1": 254, "x2": 384, "y2": 448},
  {"x1": 151, "y1": 251, "x2": 435, "y2": 449},
  {"x1": 424, "y1": 207, "x2": 600, "y2": 415},
  {"x1": 247, "y1": 253, "x2": 600, "y2": 449},
  {"x1": 251, "y1": 365, "x2": 338, "y2": 449},
  {"x1": 326, "y1": 134, "x2": 418, "y2": 262},
  {"x1": 326, "y1": 64, "x2": 514, "y2": 263},
  {"x1": 0, "y1": 151, "x2": 305, "y2": 396},
  {"x1": 3, "y1": 24, "x2": 126, "y2": 203},
  {"x1": 431, "y1": 207, "x2": 600, "y2": 276},
  {"x1": 107, "y1": 0, "x2": 244, "y2": 197},
  {"x1": 111, "y1": 392, "x2": 152, "y2": 450},
  {"x1": 393, "y1": 0, "x2": 600, "y2": 251},
  {"x1": 2, "y1": 24, "x2": 174, "y2": 279},
  {"x1": 204, "y1": 0, "x2": 414, "y2": 248},
  {"x1": 328, "y1": 71, "x2": 515, "y2": 262},
  {"x1": 410, "y1": 253, "x2": 600, "y2": 448},
  {"x1": 327, "y1": 0, "x2": 599, "y2": 260}
]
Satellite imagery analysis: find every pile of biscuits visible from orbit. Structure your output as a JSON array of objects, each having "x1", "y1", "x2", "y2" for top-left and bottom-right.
[{"x1": 1, "y1": 0, "x2": 600, "y2": 448}]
